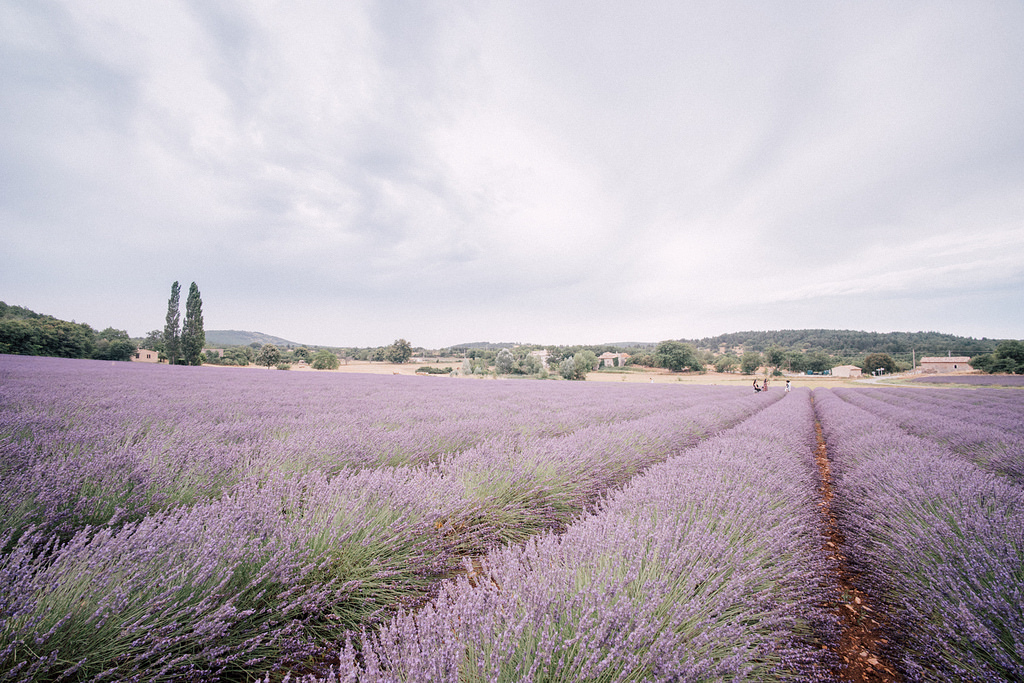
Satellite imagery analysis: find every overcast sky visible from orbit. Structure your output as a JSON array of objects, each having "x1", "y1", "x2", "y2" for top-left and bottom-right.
[{"x1": 2, "y1": 1, "x2": 1023, "y2": 348}]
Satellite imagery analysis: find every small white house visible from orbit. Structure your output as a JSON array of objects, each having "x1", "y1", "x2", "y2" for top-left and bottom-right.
[
  {"x1": 132, "y1": 349, "x2": 160, "y2": 363},
  {"x1": 830, "y1": 364, "x2": 863, "y2": 378}
]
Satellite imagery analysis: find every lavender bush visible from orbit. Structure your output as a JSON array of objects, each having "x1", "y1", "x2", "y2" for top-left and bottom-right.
[
  {"x1": 301, "y1": 390, "x2": 837, "y2": 682},
  {"x1": 911, "y1": 374, "x2": 1024, "y2": 386},
  {"x1": 0, "y1": 355, "x2": 758, "y2": 544},
  {"x1": 0, "y1": 355, "x2": 771, "y2": 679},
  {"x1": 814, "y1": 388, "x2": 1024, "y2": 681},
  {"x1": 10, "y1": 354, "x2": 1018, "y2": 680},
  {"x1": 832, "y1": 387, "x2": 1024, "y2": 483}
]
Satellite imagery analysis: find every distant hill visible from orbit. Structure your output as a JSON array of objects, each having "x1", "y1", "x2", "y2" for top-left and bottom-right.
[
  {"x1": 686, "y1": 329, "x2": 1001, "y2": 357},
  {"x1": 205, "y1": 330, "x2": 300, "y2": 348}
]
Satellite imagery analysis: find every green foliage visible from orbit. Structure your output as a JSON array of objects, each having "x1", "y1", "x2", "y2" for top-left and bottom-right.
[
  {"x1": 970, "y1": 353, "x2": 994, "y2": 373},
  {"x1": 0, "y1": 314, "x2": 96, "y2": 358},
  {"x1": 163, "y1": 282, "x2": 181, "y2": 365},
  {"x1": 574, "y1": 350, "x2": 598, "y2": 374},
  {"x1": 275, "y1": 363, "x2": 291, "y2": 370},
  {"x1": 93, "y1": 328, "x2": 136, "y2": 361},
  {"x1": 222, "y1": 347, "x2": 252, "y2": 366},
  {"x1": 181, "y1": 282, "x2": 205, "y2": 366},
  {"x1": 495, "y1": 348, "x2": 515, "y2": 374},
  {"x1": 691, "y1": 329, "x2": 998, "y2": 358},
  {"x1": 995, "y1": 340, "x2": 1024, "y2": 365},
  {"x1": 627, "y1": 353, "x2": 655, "y2": 367},
  {"x1": 520, "y1": 354, "x2": 544, "y2": 376},
  {"x1": 311, "y1": 350, "x2": 340, "y2": 370},
  {"x1": 142, "y1": 329, "x2": 164, "y2": 353},
  {"x1": 384, "y1": 338, "x2": 413, "y2": 364},
  {"x1": 255, "y1": 344, "x2": 281, "y2": 368},
  {"x1": 556, "y1": 351, "x2": 597, "y2": 380},
  {"x1": 714, "y1": 354, "x2": 739, "y2": 373},
  {"x1": 417, "y1": 366, "x2": 453, "y2": 375},
  {"x1": 863, "y1": 352, "x2": 898, "y2": 374},
  {"x1": 764, "y1": 346, "x2": 787, "y2": 369},
  {"x1": 0, "y1": 303, "x2": 139, "y2": 361},
  {"x1": 973, "y1": 340, "x2": 1024, "y2": 374},
  {"x1": 802, "y1": 351, "x2": 833, "y2": 374},
  {"x1": 654, "y1": 340, "x2": 702, "y2": 372},
  {"x1": 740, "y1": 351, "x2": 762, "y2": 375}
]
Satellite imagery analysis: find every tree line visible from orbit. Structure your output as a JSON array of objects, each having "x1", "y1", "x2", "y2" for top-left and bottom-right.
[
  {"x1": 0, "y1": 302, "x2": 135, "y2": 361},
  {"x1": 689, "y1": 329, "x2": 1000, "y2": 359},
  {"x1": 970, "y1": 341, "x2": 1024, "y2": 374}
]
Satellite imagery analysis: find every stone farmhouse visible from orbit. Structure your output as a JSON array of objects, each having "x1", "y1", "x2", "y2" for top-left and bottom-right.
[
  {"x1": 597, "y1": 352, "x2": 630, "y2": 368},
  {"x1": 919, "y1": 356, "x2": 973, "y2": 373}
]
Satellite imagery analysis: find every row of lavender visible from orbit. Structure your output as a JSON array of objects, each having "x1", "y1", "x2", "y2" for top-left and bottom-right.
[
  {"x1": 815, "y1": 389, "x2": 1024, "y2": 680},
  {"x1": 0, "y1": 355, "x2": 773, "y2": 681},
  {"x1": 0, "y1": 355, "x2": 766, "y2": 543},
  {"x1": 913, "y1": 374, "x2": 1024, "y2": 386},
  {"x1": 288, "y1": 388, "x2": 838, "y2": 682},
  {"x1": 832, "y1": 386, "x2": 1024, "y2": 483}
]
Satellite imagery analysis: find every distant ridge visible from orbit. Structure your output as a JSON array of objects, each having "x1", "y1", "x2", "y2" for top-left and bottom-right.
[
  {"x1": 685, "y1": 329, "x2": 999, "y2": 357},
  {"x1": 205, "y1": 330, "x2": 300, "y2": 348}
]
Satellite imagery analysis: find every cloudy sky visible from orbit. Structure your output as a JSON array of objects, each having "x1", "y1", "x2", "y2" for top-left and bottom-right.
[{"x1": 2, "y1": 1, "x2": 1023, "y2": 348}]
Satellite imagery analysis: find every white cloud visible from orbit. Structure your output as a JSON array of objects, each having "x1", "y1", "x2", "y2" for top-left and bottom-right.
[{"x1": 2, "y1": 1, "x2": 1022, "y2": 345}]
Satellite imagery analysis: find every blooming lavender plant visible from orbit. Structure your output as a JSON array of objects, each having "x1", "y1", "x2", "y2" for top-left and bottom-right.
[
  {"x1": 832, "y1": 387, "x2": 1024, "y2": 483},
  {"x1": 814, "y1": 388, "x2": 1024, "y2": 681},
  {"x1": 307, "y1": 391, "x2": 838, "y2": 682},
  {"x1": 912, "y1": 374, "x2": 1024, "y2": 387},
  {"x1": 1, "y1": 355, "x2": 778, "y2": 680}
]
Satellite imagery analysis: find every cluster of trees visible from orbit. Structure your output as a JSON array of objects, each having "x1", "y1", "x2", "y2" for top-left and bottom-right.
[
  {"x1": 691, "y1": 329, "x2": 998, "y2": 359},
  {"x1": 459, "y1": 351, "x2": 542, "y2": 377},
  {"x1": 703, "y1": 347, "x2": 903, "y2": 376},
  {"x1": 161, "y1": 282, "x2": 205, "y2": 365},
  {"x1": 0, "y1": 302, "x2": 136, "y2": 361},
  {"x1": 196, "y1": 344, "x2": 342, "y2": 370},
  {"x1": 447, "y1": 341, "x2": 705, "y2": 380},
  {"x1": 322, "y1": 339, "x2": 415, "y2": 364},
  {"x1": 971, "y1": 341, "x2": 1024, "y2": 374},
  {"x1": 558, "y1": 351, "x2": 597, "y2": 380}
]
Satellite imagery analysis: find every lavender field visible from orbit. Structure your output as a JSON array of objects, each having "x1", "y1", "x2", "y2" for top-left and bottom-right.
[
  {"x1": 1, "y1": 355, "x2": 1022, "y2": 682},
  {"x1": 911, "y1": 375, "x2": 1024, "y2": 387}
]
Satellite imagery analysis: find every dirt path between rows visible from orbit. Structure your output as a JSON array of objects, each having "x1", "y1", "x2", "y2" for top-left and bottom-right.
[{"x1": 813, "y1": 416, "x2": 900, "y2": 682}]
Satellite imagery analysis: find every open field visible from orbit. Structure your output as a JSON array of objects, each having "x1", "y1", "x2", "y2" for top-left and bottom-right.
[
  {"x1": 256, "y1": 357, "x2": 876, "y2": 389},
  {"x1": 1, "y1": 354, "x2": 1021, "y2": 681}
]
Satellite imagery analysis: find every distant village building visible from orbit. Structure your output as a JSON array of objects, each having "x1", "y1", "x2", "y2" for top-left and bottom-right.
[
  {"x1": 919, "y1": 356, "x2": 973, "y2": 373},
  {"x1": 597, "y1": 352, "x2": 630, "y2": 368},
  {"x1": 830, "y1": 364, "x2": 862, "y2": 378},
  {"x1": 133, "y1": 349, "x2": 160, "y2": 363}
]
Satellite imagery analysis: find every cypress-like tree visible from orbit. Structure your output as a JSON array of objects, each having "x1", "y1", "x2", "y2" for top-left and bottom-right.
[
  {"x1": 181, "y1": 282, "x2": 205, "y2": 366},
  {"x1": 163, "y1": 281, "x2": 181, "y2": 365}
]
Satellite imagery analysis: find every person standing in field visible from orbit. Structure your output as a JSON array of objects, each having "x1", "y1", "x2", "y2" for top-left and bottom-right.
[
  {"x1": 753, "y1": 379, "x2": 761, "y2": 392},
  {"x1": 785, "y1": 380, "x2": 791, "y2": 393},
  {"x1": 763, "y1": 378, "x2": 769, "y2": 391}
]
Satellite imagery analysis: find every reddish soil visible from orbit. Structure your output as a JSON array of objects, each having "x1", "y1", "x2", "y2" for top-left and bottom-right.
[{"x1": 814, "y1": 420, "x2": 900, "y2": 682}]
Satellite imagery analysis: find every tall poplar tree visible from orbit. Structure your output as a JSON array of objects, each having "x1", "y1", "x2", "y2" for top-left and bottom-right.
[
  {"x1": 181, "y1": 282, "x2": 205, "y2": 366},
  {"x1": 163, "y1": 281, "x2": 181, "y2": 365}
]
